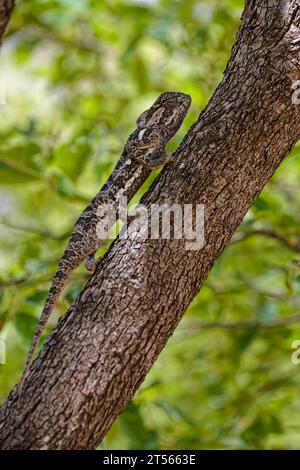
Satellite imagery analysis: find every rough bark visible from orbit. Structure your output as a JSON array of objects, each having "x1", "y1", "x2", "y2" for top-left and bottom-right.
[
  {"x1": 0, "y1": 0, "x2": 14, "y2": 43},
  {"x1": 1, "y1": 0, "x2": 300, "y2": 450}
]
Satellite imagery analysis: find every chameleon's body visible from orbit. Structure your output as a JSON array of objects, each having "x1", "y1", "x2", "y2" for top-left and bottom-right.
[{"x1": 18, "y1": 91, "x2": 191, "y2": 394}]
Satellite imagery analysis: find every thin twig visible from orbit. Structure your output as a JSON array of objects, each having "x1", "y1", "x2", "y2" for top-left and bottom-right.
[
  {"x1": 0, "y1": 272, "x2": 88, "y2": 290},
  {"x1": 0, "y1": 217, "x2": 70, "y2": 240},
  {"x1": 231, "y1": 228, "x2": 300, "y2": 253},
  {"x1": 182, "y1": 313, "x2": 300, "y2": 331},
  {"x1": 6, "y1": 18, "x2": 104, "y2": 56}
]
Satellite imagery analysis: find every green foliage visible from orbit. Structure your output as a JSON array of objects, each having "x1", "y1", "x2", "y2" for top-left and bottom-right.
[{"x1": 1, "y1": 0, "x2": 300, "y2": 450}]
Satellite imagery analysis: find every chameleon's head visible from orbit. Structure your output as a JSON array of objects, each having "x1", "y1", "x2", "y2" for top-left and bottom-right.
[
  {"x1": 137, "y1": 91, "x2": 191, "y2": 139},
  {"x1": 154, "y1": 91, "x2": 191, "y2": 109}
]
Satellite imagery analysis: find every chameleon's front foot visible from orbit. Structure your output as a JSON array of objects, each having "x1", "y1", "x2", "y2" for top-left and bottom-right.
[
  {"x1": 140, "y1": 152, "x2": 175, "y2": 170},
  {"x1": 128, "y1": 205, "x2": 148, "y2": 223},
  {"x1": 85, "y1": 253, "x2": 98, "y2": 272}
]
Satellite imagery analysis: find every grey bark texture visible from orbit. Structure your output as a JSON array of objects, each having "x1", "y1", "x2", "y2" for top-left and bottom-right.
[{"x1": 1, "y1": 0, "x2": 300, "y2": 450}]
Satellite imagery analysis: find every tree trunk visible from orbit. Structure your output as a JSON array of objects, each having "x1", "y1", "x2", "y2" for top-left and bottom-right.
[{"x1": 1, "y1": 0, "x2": 300, "y2": 450}]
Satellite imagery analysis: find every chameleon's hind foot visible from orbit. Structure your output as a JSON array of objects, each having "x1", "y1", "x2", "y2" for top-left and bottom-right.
[
  {"x1": 140, "y1": 151, "x2": 175, "y2": 170},
  {"x1": 127, "y1": 205, "x2": 147, "y2": 223},
  {"x1": 119, "y1": 205, "x2": 147, "y2": 224}
]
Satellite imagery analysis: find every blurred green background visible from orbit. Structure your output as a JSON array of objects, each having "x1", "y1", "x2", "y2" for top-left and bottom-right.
[{"x1": 1, "y1": 0, "x2": 300, "y2": 450}]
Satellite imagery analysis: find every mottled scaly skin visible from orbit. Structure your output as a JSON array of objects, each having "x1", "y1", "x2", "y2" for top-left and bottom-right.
[{"x1": 18, "y1": 91, "x2": 191, "y2": 395}]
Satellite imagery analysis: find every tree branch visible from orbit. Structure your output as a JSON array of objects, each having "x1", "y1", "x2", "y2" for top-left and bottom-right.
[
  {"x1": 0, "y1": 272, "x2": 87, "y2": 291},
  {"x1": 1, "y1": 0, "x2": 300, "y2": 450},
  {"x1": 181, "y1": 313, "x2": 300, "y2": 332},
  {"x1": 231, "y1": 228, "x2": 300, "y2": 252},
  {"x1": 0, "y1": 217, "x2": 70, "y2": 241}
]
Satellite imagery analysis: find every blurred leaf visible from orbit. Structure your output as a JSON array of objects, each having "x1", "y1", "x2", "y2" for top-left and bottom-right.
[
  {"x1": 0, "y1": 160, "x2": 39, "y2": 184},
  {"x1": 119, "y1": 402, "x2": 158, "y2": 450},
  {"x1": 14, "y1": 313, "x2": 37, "y2": 342},
  {"x1": 256, "y1": 301, "x2": 278, "y2": 323},
  {"x1": 25, "y1": 290, "x2": 48, "y2": 307},
  {"x1": 53, "y1": 138, "x2": 91, "y2": 181}
]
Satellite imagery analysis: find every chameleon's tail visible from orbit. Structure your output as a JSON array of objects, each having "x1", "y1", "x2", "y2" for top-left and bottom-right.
[
  {"x1": 18, "y1": 253, "x2": 81, "y2": 396},
  {"x1": 18, "y1": 301, "x2": 53, "y2": 396}
]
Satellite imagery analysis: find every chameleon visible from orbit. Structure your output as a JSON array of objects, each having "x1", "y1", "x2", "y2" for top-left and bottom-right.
[{"x1": 18, "y1": 91, "x2": 191, "y2": 395}]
